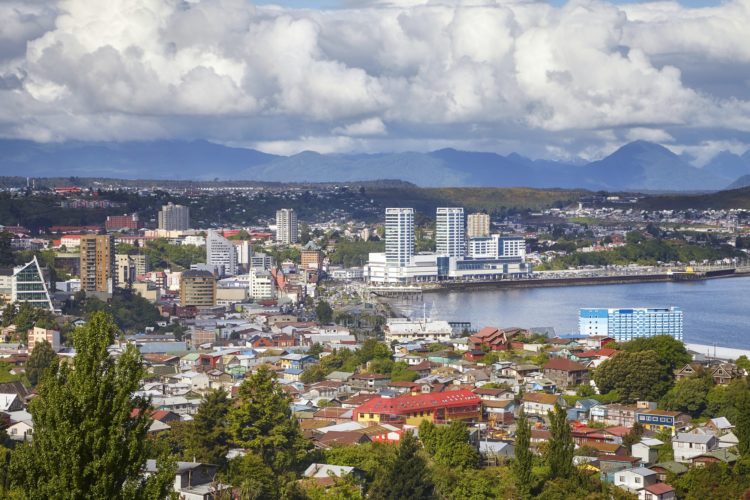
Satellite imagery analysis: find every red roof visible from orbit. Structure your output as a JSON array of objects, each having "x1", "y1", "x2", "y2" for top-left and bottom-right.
[
  {"x1": 544, "y1": 358, "x2": 589, "y2": 372},
  {"x1": 353, "y1": 389, "x2": 481, "y2": 418},
  {"x1": 645, "y1": 483, "x2": 675, "y2": 494}
]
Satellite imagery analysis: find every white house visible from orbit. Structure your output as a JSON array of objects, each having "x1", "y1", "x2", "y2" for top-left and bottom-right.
[
  {"x1": 8, "y1": 420, "x2": 33, "y2": 442},
  {"x1": 613, "y1": 467, "x2": 658, "y2": 497},
  {"x1": 673, "y1": 433, "x2": 718, "y2": 463},
  {"x1": 631, "y1": 438, "x2": 664, "y2": 466},
  {"x1": 0, "y1": 393, "x2": 23, "y2": 412}
]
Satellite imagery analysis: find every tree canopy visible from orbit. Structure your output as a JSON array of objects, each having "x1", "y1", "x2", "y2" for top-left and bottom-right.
[
  {"x1": 594, "y1": 350, "x2": 674, "y2": 403},
  {"x1": 10, "y1": 311, "x2": 174, "y2": 499}
]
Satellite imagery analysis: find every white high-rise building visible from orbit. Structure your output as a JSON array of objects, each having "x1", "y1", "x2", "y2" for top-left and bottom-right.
[
  {"x1": 385, "y1": 208, "x2": 414, "y2": 266},
  {"x1": 276, "y1": 209, "x2": 299, "y2": 244},
  {"x1": 207, "y1": 230, "x2": 238, "y2": 276},
  {"x1": 435, "y1": 207, "x2": 465, "y2": 258},
  {"x1": 467, "y1": 213, "x2": 490, "y2": 239},
  {"x1": 11, "y1": 256, "x2": 54, "y2": 311},
  {"x1": 158, "y1": 203, "x2": 190, "y2": 231},
  {"x1": 249, "y1": 269, "x2": 276, "y2": 300},
  {"x1": 579, "y1": 307, "x2": 683, "y2": 342}
]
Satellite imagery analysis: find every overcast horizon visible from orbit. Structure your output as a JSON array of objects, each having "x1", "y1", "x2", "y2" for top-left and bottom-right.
[{"x1": 2, "y1": 0, "x2": 750, "y2": 167}]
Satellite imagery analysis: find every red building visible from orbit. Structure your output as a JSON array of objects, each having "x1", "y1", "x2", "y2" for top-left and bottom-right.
[
  {"x1": 105, "y1": 213, "x2": 141, "y2": 231},
  {"x1": 469, "y1": 327, "x2": 511, "y2": 351},
  {"x1": 352, "y1": 389, "x2": 482, "y2": 425}
]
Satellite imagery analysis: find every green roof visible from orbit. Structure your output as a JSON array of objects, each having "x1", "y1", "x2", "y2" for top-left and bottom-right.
[
  {"x1": 181, "y1": 353, "x2": 201, "y2": 361},
  {"x1": 651, "y1": 461, "x2": 688, "y2": 474}
]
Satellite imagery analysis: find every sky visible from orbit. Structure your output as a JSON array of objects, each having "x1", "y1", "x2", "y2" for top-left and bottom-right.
[{"x1": 1, "y1": 0, "x2": 749, "y2": 164}]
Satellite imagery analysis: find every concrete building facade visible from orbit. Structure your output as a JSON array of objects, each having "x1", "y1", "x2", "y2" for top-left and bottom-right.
[{"x1": 158, "y1": 203, "x2": 190, "y2": 231}]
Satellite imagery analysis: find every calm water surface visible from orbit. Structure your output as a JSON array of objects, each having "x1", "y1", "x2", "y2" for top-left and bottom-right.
[{"x1": 399, "y1": 276, "x2": 750, "y2": 349}]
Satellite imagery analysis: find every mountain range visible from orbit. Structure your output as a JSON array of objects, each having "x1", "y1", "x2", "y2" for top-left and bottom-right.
[{"x1": 1, "y1": 138, "x2": 749, "y2": 192}]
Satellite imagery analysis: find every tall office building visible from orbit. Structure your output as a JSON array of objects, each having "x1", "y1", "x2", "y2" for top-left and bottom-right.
[
  {"x1": 467, "y1": 213, "x2": 490, "y2": 238},
  {"x1": 115, "y1": 254, "x2": 150, "y2": 286},
  {"x1": 80, "y1": 234, "x2": 115, "y2": 296},
  {"x1": 579, "y1": 307, "x2": 683, "y2": 342},
  {"x1": 11, "y1": 256, "x2": 54, "y2": 311},
  {"x1": 158, "y1": 203, "x2": 190, "y2": 231},
  {"x1": 385, "y1": 208, "x2": 415, "y2": 266},
  {"x1": 180, "y1": 270, "x2": 216, "y2": 309},
  {"x1": 275, "y1": 209, "x2": 299, "y2": 244},
  {"x1": 435, "y1": 207, "x2": 465, "y2": 258},
  {"x1": 207, "y1": 230, "x2": 238, "y2": 276}
]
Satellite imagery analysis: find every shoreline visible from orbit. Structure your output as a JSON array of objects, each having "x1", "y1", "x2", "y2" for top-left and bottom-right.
[{"x1": 421, "y1": 268, "x2": 748, "y2": 293}]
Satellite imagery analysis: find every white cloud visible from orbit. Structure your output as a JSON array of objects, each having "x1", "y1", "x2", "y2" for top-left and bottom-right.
[
  {"x1": 332, "y1": 117, "x2": 387, "y2": 136},
  {"x1": 0, "y1": 0, "x2": 749, "y2": 160}
]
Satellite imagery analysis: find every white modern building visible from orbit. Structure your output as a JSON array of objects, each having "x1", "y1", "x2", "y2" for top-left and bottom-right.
[
  {"x1": 276, "y1": 209, "x2": 299, "y2": 244},
  {"x1": 158, "y1": 203, "x2": 190, "y2": 231},
  {"x1": 385, "y1": 208, "x2": 415, "y2": 266},
  {"x1": 578, "y1": 307, "x2": 683, "y2": 341},
  {"x1": 249, "y1": 269, "x2": 276, "y2": 300},
  {"x1": 383, "y1": 317, "x2": 454, "y2": 343},
  {"x1": 467, "y1": 235, "x2": 526, "y2": 260},
  {"x1": 207, "y1": 230, "x2": 238, "y2": 276},
  {"x1": 467, "y1": 213, "x2": 490, "y2": 238},
  {"x1": 11, "y1": 256, "x2": 54, "y2": 311},
  {"x1": 435, "y1": 207, "x2": 465, "y2": 258},
  {"x1": 250, "y1": 252, "x2": 273, "y2": 271}
]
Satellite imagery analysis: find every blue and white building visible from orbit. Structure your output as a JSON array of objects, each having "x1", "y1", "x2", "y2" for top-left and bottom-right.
[{"x1": 578, "y1": 307, "x2": 683, "y2": 341}]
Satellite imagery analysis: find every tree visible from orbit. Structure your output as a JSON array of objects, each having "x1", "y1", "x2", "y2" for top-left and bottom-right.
[
  {"x1": 368, "y1": 431, "x2": 434, "y2": 500},
  {"x1": 418, "y1": 421, "x2": 478, "y2": 470},
  {"x1": 25, "y1": 340, "x2": 56, "y2": 386},
  {"x1": 300, "y1": 364, "x2": 327, "y2": 384},
  {"x1": 224, "y1": 452, "x2": 279, "y2": 499},
  {"x1": 660, "y1": 375, "x2": 713, "y2": 417},
  {"x1": 734, "y1": 390, "x2": 750, "y2": 456},
  {"x1": 316, "y1": 300, "x2": 334, "y2": 324},
  {"x1": 547, "y1": 404, "x2": 574, "y2": 479},
  {"x1": 617, "y1": 335, "x2": 691, "y2": 372},
  {"x1": 513, "y1": 410, "x2": 534, "y2": 498},
  {"x1": 182, "y1": 389, "x2": 231, "y2": 465},
  {"x1": 10, "y1": 312, "x2": 174, "y2": 499},
  {"x1": 227, "y1": 366, "x2": 310, "y2": 474},
  {"x1": 594, "y1": 350, "x2": 673, "y2": 403}
]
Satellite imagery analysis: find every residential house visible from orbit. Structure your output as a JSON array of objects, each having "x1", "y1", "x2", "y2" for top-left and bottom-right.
[
  {"x1": 7, "y1": 420, "x2": 33, "y2": 442},
  {"x1": 649, "y1": 461, "x2": 688, "y2": 482},
  {"x1": 636, "y1": 409, "x2": 691, "y2": 436},
  {"x1": 483, "y1": 399, "x2": 516, "y2": 426},
  {"x1": 302, "y1": 463, "x2": 364, "y2": 487},
  {"x1": 613, "y1": 467, "x2": 658, "y2": 497},
  {"x1": 590, "y1": 404, "x2": 638, "y2": 427},
  {"x1": 690, "y1": 448, "x2": 738, "y2": 467},
  {"x1": 642, "y1": 483, "x2": 676, "y2": 500},
  {"x1": 543, "y1": 358, "x2": 590, "y2": 389},
  {"x1": 350, "y1": 373, "x2": 391, "y2": 390},
  {"x1": 632, "y1": 438, "x2": 664, "y2": 466},
  {"x1": 521, "y1": 393, "x2": 566, "y2": 419},
  {"x1": 672, "y1": 432, "x2": 718, "y2": 463},
  {"x1": 468, "y1": 327, "x2": 511, "y2": 351},
  {"x1": 145, "y1": 460, "x2": 231, "y2": 500},
  {"x1": 0, "y1": 393, "x2": 23, "y2": 412},
  {"x1": 597, "y1": 455, "x2": 643, "y2": 482},
  {"x1": 567, "y1": 398, "x2": 600, "y2": 422},
  {"x1": 280, "y1": 353, "x2": 317, "y2": 371}
]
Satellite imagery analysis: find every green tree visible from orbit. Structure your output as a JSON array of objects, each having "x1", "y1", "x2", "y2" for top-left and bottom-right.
[
  {"x1": 183, "y1": 389, "x2": 231, "y2": 465},
  {"x1": 547, "y1": 404, "x2": 574, "y2": 480},
  {"x1": 25, "y1": 340, "x2": 57, "y2": 386},
  {"x1": 418, "y1": 421, "x2": 478, "y2": 470},
  {"x1": 617, "y1": 335, "x2": 691, "y2": 372},
  {"x1": 368, "y1": 431, "x2": 434, "y2": 500},
  {"x1": 0, "y1": 232, "x2": 13, "y2": 266},
  {"x1": 300, "y1": 364, "x2": 327, "y2": 384},
  {"x1": 594, "y1": 350, "x2": 673, "y2": 403},
  {"x1": 660, "y1": 375, "x2": 713, "y2": 417},
  {"x1": 316, "y1": 300, "x2": 334, "y2": 324},
  {"x1": 622, "y1": 423, "x2": 645, "y2": 454},
  {"x1": 227, "y1": 366, "x2": 310, "y2": 474},
  {"x1": 224, "y1": 452, "x2": 279, "y2": 499},
  {"x1": 513, "y1": 410, "x2": 533, "y2": 498},
  {"x1": 735, "y1": 355, "x2": 750, "y2": 373},
  {"x1": 10, "y1": 312, "x2": 174, "y2": 499},
  {"x1": 735, "y1": 391, "x2": 750, "y2": 456}
]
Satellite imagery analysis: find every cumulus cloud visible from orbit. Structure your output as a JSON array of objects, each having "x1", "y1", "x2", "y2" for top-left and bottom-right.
[{"x1": 0, "y1": 0, "x2": 749, "y2": 160}]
